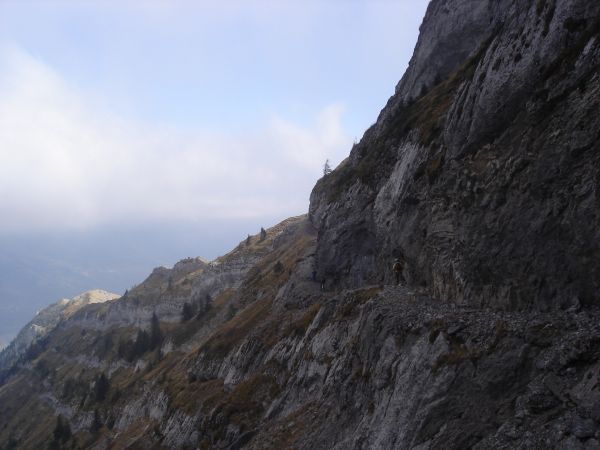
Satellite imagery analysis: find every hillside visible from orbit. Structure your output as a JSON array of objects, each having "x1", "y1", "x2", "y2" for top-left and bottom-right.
[
  {"x1": 0, "y1": 290, "x2": 119, "y2": 380},
  {"x1": 1, "y1": 0, "x2": 600, "y2": 448}
]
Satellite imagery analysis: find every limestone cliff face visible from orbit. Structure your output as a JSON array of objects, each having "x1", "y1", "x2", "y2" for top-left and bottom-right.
[{"x1": 310, "y1": 0, "x2": 600, "y2": 311}]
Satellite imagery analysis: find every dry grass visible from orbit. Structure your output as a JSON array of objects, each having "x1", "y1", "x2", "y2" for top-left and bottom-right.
[
  {"x1": 202, "y1": 297, "x2": 273, "y2": 359},
  {"x1": 213, "y1": 288, "x2": 236, "y2": 309},
  {"x1": 335, "y1": 286, "x2": 382, "y2": 320},
  {"x1": 283, "y1": 304, "x2": 322, "y2": 338},
  {"x1": 248, "y1": 402, "x2": 320, "y2": 449},
  {"x1": 432, "y1": 343, "x2": 474, "y2": 372}
]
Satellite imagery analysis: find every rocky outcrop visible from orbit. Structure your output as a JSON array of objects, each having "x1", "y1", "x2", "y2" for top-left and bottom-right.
[
  {"x1": 0, "y1": 289, "x2": 118, "y2": 373},
  {"x1": 310, "y1": 0, "x2": 600, "y2": 311},
  {"x1": 61, "y1": 218, "x2": 305, "y2": 333}
]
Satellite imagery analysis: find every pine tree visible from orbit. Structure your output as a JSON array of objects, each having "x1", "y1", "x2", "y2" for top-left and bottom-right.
[
  {"x1": 150, "y1": 313, "x2": 163, "y2": 349},
  {"x1": 94, "y1": 372, "x2": 110, "y2": 402},
  {"x1": 52, "y1": 415, "x2": 71, "y2": 445},
  {"x1": 323, "y1": 159, "x2": 332, "y2": 176},
  {"x1": 227, "y1": 303, "x2": 237, "y2": 320},
  {"x1": 131, "y1": 329, "x2": 150, "y2": 360},
  {"x1": 181, "y1": 302, "x2": 194, "y2": 322},
  {"x1": 273, "y1": 261, "x2": 284, "y2": 274}
]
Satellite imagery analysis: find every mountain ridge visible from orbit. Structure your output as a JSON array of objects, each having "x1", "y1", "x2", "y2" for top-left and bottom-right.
[
  {"x1": 1, "y1": 0, "x2": 599, "y2": 448},
  {"x1": 0, "y1": 289, "x2": 119, "y2": 378}
]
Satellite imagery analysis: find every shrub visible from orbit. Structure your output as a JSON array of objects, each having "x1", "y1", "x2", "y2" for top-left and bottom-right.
[
  {"x1": 93, "y1": 372, "x2": 110, "y2": 402},
  {"x1": 273, "y1": 261, "x2": 284, "y2": 274},
  {"x1": 181, "y1": 302, "x2": 194, "y2": 322}
]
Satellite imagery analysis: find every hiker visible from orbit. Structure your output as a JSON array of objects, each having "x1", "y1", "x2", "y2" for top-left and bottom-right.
[
  {"x1": 311, "y1": 270, "x2": 317, "y2": 282},
  {"x1": 392, "y1": 258, "x2": 404, "y2": 285}
]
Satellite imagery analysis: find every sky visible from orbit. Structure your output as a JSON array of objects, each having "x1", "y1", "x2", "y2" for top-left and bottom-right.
[{"x1": 0, "y1": 0, "x2": 430, "y2": 346}]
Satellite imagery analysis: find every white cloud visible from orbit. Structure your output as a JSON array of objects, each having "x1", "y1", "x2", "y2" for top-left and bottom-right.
[{"x1": 0, "y1": 46, "x2": 352, "y2": 232}]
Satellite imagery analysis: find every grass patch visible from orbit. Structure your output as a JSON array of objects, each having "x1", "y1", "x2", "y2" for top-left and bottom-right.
[
  {"x1": 283, "y1": 304, "x2": 321, "y2": 338},
  {"x1": 335, "y1": 287, "x2": 382, "y2": 320},
  {"x1": 201, "y1": 297, "x2": 273, "y2": 359}
]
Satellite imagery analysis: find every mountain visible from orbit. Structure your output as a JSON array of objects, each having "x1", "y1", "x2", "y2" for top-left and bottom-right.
[
  {"x1": 0, "y1": 290, "x2": 119, "y2": 378},
  {"x1": 1, "y1": 0, "x2": 599, "y2": 448}
]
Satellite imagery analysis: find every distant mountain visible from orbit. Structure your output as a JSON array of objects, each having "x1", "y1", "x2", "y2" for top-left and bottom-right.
[
  {"x1": 0, "y1": 220, "x2": 275, "y2": 345},
  {"x1": 0, "y1": 290, "x2": 119, "y2": 374}
]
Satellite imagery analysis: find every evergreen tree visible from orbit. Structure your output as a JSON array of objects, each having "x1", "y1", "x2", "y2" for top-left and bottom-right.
[
  {"x1": 94, "y1": 372, "x2": 110, "y2": 402},
  {"x1": 323, "y1": 159, "x2": 332, "y2": 176},
  {"x1": 273, "y1": 261, "x2": 284, "y2": 274},
  {"x1": 51, "y1": 415, "x2": 71, "y2": 447},
  {"x1": 196, "y1": 293, "x2": 212, "y2": 320},
  {"x1": 132, "y1": 329, "x2": 150, "y2": 359},
  {"x1": 150, "y1": 313, "x2": 163, "y2": 349},
  {"x1": 181, "y1": 302, "x2": 194, "y2": 322},
  {"x1": 227, "y1": 303, "x2": 237, "y2": 320}
]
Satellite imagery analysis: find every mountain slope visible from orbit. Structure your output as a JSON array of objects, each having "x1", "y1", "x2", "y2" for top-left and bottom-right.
[
  {"x1": 1, "y1": 0, "x2": 600, "y2": 449},
  {"x1": 0, "y1": 290, "x2": 119, "y2": 378}
]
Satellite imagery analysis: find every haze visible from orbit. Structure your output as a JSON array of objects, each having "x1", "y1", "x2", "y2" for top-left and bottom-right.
[{"x1": 0, "y1": 0, "x2": 429, "y2": 346}]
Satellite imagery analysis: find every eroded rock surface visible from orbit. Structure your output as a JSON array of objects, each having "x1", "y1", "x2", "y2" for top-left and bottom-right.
[{"x1": 310, "y1": 0, "x2": 600, "y2": 311}]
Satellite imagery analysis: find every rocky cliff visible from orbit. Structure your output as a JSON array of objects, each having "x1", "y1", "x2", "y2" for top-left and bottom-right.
[
  {"x1": 310, "y1": 0, "x2": 600, "y2": 311},
  {"x1": 0, "y1": 290, "x2": 119, "y2": 377},
  {"x1": 1, "y1": 0, "x2": 599, "y2": 449}
]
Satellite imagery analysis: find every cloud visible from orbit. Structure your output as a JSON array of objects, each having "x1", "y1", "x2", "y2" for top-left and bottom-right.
[{"x1": 0, "y1": 46, "x2": 352, "y2": 232}]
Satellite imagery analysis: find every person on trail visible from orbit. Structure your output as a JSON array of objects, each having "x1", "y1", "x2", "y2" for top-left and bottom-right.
[{"x1": 393, "y1": 258, "x2": 404, "y2": 285}]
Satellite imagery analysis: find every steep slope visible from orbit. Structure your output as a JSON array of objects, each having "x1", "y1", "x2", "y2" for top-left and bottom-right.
[
  {"x1": 0, "y1": 216, "x2": 315, "y2": 449},
  {"x1": 1, "y1": 1, "x2": 600, "y2": 449},
  {"x1": 310, "y1": 0, "x2": 600, "y2": 311}
]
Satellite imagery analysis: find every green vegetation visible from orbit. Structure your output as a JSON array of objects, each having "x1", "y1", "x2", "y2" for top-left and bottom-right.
[
  {"x1": 117, "y1": 313, "x2": 163, "y2": 362},
  {"x1": 93, "y1": 372, "x2": 109, "y2": 402},
  {"x1": 273, "y1": 260, "x2": 284, "y2": 274},
  {"x1": 49, "y1": 415, "x2": 71, "y2": 450},
  {"x1": 181, "y1": 302, "x2": 194, "y2": 322}
]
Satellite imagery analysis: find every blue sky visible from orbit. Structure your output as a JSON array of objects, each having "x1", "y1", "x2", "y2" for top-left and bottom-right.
[
  {"x1": 0, "y1": 1, "x2": 429, "y2": 133},
  {"x1": 0, "y1": 0, "x2": 430, "y2": 345}
]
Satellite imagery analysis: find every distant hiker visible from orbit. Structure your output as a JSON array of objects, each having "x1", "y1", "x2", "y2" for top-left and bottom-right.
[
  {"x1": 311, "y1": 270, "x2": 317, "y2": 282},
  {"x1": 260, "y1": 227, "x2": 267, "y2": 241},
  {"x1": 393, "y1": 258, "x2": 404, "y2": 285}
]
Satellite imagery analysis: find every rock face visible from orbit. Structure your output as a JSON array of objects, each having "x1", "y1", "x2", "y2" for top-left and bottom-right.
[
  {"x1": 0, "y1": 290, "x2": 119, "y2": 373},
  {"x1": 310, "y1": 0, "x2": 600, "y2": 311},
  {"x1": 1, "y1": 1, "x2": 600, "y2": 449}
]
